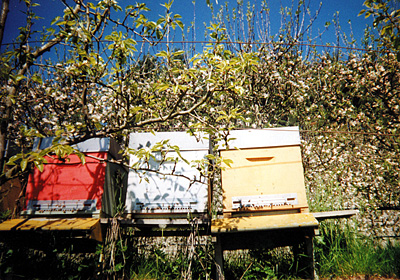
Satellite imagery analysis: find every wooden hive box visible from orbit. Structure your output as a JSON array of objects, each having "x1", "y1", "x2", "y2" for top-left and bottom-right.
[
  {"x1": 22, "y1": 137, "x2": 127, "y2": 219},
  {"x1": 215, "y1": 127, "x2": 315, "y2": 223},
  {"x1": 126, "y1": 131, "x2": 210, "y2": 224}
]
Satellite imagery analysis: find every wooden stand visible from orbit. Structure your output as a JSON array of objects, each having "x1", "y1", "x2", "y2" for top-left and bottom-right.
[{"x1": 213, "y1": 226, "x2": 317, "y2": 279}]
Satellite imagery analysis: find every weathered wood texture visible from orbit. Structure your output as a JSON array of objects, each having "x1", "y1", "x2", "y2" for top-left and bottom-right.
[{"x1": 312, "y1": 210, "x2": 359, "y2": 220}]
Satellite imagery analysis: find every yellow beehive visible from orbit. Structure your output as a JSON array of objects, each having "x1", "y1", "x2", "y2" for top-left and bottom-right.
[{"x1": 218, "y1": 127, "x2": 310, "y2": 217}]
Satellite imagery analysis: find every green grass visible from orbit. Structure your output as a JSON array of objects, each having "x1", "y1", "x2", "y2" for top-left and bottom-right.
[
  {"x1": 129, "y1": 224, "x2": 400, "y2": 279},
  {"x1": 315, "y1": 220, "x2": 400, "y2": 279},
  {"x1": 1, "y1": 223, "x2": 400, "y2": 279},
  {"x1": 223, "y1": 248, "x2": 294, "y2": 279}
]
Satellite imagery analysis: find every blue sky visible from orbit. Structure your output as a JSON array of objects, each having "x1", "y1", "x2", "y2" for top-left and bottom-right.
[{"x1": 2, "y1": 0, "x2": 373, "y2": 51}]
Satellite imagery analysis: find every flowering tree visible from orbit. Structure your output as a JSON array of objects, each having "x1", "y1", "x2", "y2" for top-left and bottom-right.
[
  {"x1": 0, "y1": 0, "x2": 257, "y2": 186},
  {"x1": 360, "y1": 0, "x2": 400, "y2": 60}
]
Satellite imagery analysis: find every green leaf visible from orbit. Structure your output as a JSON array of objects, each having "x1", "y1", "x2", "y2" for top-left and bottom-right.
[
  {"x1": 156, "y1": 29, "x2": 163, "y2": 39},
  {"x1": 156, "y1": 83, "x2": 170, "y2": 92},
  {"x1": 125, "y1": 38, "x2": 137, "y2": 45},
  {"x1": 161, "y1": 1, "x2": 173, "y2": 10},
  {"x1": 156, "y1": 18, "x2": 166, "y2": 26},
  {"x1": 34, "y1": 161, "x2": 44, "y2": 172},
  {"x1": 222, "y1": 158, "x2": 233, "y2": 168},
  {"x1": 173, "y1": 50, "x2": 185, "y2": 57},
  {"x1": 15, "y1": 75, "x2": 26, "y2": 82},
  {"x1": 76, "y1": 152, "x2": 86, "y2": 165},
  {"x1": 365, "y1": 10, "x2": 372, "y2": 18},
  {"x1": 32, "y1": 74, "x2": 43, "y2": 84},
  {"x1": 126, "y1": 5, "x2": 136, "y2": 10},
  {"x1": 382, "y1": 25, "x2": 393, "y2": 36},
  {"x1": 21, "y1": 158, "x2": 28, "y2": 171},
  {"x1": 156, "y1": 51, "x2": 168, "y2": 57},
  {"x1": 6, "y1": 154, "x2": 22, "y2": 165},
  {"x1": 176, "y1": 20, "x2": 184, "y2": 30},
  {"x1": 51, "y1": 16, "x2": 61, "y2": 25},
  {"x1": 56, "y1": 20, "x2": 67, "y2": 26},
  {"x1": 47, "y1": 27, "x2": 55, "y2": 35},
  {"x1": 171, "y1": 145, "x2": 189, "y2": 164},
  {"x1": 52, "y1": 136, "x2": 62, "y2": 145},
  {"x1": 173, "y1": 85, "x2": 179, "y2": 94}
]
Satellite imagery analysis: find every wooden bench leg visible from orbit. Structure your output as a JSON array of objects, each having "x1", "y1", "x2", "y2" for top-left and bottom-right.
[
  {"x1": 293, "y1": 235, "x2": 316, "y2": 279},
  {"x1": 305, "y1": 236, "x2": 317, "y2": 280},
  {"x1": 214, "y1": 234, "x2": 224, "y2": 280}
]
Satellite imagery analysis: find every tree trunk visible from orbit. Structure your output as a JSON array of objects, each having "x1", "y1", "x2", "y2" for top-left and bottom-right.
[
  {"x1": 0, "y1": 87, "x2": 14, "y2": 180},
  {"x1": 0, "y1": 0, "x2": 10, "y2": 49},
  {"x1": 0, "y1": 0, "x2": 10, "y2": 175}
]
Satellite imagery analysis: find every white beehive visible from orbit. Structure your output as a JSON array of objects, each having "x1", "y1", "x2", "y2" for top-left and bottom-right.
[{"x1": 126, "y1": 131, "x2": 209, "y2": 219}]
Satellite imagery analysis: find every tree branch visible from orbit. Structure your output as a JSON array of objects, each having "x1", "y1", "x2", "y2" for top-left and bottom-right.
[{"x1": 0, "y1": 0, "x2": 9, "y2": 50}]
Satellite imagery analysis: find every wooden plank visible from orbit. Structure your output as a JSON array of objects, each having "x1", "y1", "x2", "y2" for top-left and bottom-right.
[
  {"x1": 211, "y1": 213, "x2": 318, "y2": 233},
  {"x1": 311, "y1": 210, "x2": 359, "y2": 220},
  {"x1": 0, "y1": 218, "x2": 99, "y2": 230},
  {"x1": 0, "y1": 218, "x2": 102, "y2": 241}
]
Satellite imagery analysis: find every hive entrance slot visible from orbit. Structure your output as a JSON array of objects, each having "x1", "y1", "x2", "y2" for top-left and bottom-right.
[
  {"x1": 26, "y1": 199, "x2": 97, "y2": 214},
  {"x1": 232, "y1": 193, "x2": 298, "y2": 210}
]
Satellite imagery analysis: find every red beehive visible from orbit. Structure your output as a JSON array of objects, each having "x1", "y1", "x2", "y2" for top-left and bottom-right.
[{"x1": 22, "y1": 137, "x2": 127, "y2": 218}]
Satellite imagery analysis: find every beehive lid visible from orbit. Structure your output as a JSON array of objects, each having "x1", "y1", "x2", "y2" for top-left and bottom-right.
[
  {"x1": 217, "y1": 127, "x2": 300, "y2": 150},
  {"x1": 33, "y1": 137, "x2": 122, "y2": 159},
  {"x1": 129, "y1": 131, "x2": 209, "y2": 151}
]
